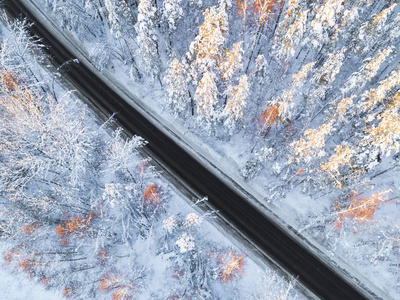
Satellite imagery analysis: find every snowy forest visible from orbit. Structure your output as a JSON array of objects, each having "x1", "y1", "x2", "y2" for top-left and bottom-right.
[
  {"x1": 0, "y1": 10, "x2": 302, "y2": 300},
  {"x1": 2, "y1": 0, "x2": 400, "y2": 298}
]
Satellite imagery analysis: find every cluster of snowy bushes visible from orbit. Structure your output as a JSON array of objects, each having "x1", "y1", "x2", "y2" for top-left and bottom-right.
[
  {"x1": 30, "y1": 0, "x2": 400, "y2": 297},
  {"x1": 0, "y1": 15, "x2": 302, "y2": 300}
]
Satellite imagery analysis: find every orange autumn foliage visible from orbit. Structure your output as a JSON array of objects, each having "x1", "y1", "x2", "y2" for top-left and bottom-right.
[
  {"x1": 1, "y1": 70, "x2": 20, "y2": 91},
  {"x1": 40, "y1": 277, "x2": 51, "y2": 287},
  {"x1": 218, "y1": 251, "x2": 245, "y2": 283},
  {"x1": 295, "y1": 168, "x2": 305, "y2": 176},
  {"x1": 55, "y1": 212, "x2": 96, "y2": 245},
  {"x1": 251, "y1": 0, "x2": 284, "y2": 24},
  {"x1": 63, "y1": 287, "x2": 72, "y2": 298},
  {"x1": 100, "y1": 272, "x2": 134, "y2": 299},
  {"x1": 100, "y1": 272, "x2": 123, "y2": 291},
  {"x1": 236, "y1": 0, "x2": 283, "y2": 26},
  {"x1": 112, "y1": 286, "x2": 134, "y2": 300},
  {"x1": 18, "y1": 256, "x2": 40, "y2": 277},
  {"x1": 235, "y1": 0, "x2": 250, "y2": 18},
  {"x1": 22, "y1": 222, "x2": 40, "y2": 235},
  {"x1": 335, "y1": 190, "x2": 392, "y2": 229},
  {"x1": 260, "y1": 103, "x2": 279, "y2": 135},
  {"x1": 142, "y1": 184, "x2": 161, "y2": 206},
  {"x1": 98, "y1": 249, "x2": 108, "y2": 265},
  {"x1": 3, "y1": 249, "x2": 20, "y2": 265}
]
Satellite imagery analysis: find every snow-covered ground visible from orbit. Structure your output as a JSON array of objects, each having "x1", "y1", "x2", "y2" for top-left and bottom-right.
[
  {"x1": 23, "y1": 0, "x2": 400, "y2": 298},
  {"x1": 0, "y1": 6, "x2": 305, "y2": 300},
  {"x1": 0, "y1": 267, "x2": 62, "y2": 300}
]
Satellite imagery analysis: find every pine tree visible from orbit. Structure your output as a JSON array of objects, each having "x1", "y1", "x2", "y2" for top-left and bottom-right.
[
  {"x1": 291, "y1": 121, "x2": 333, "y2": 162},
  {"x1": 251, "y1": 54, "x2": 269, "y2": 85},
  {"x1": 311, "y1": 48, "x2": 346, "y2": 101},
  {"x1": 358, "y1": 4, "x2": 397, "y2": 50},
  {"x1": 222, "y1": 74, "x2": 249, "y2": 134},
  {"x1": 310, "y1": 0, "x2": 345, "y2": 44},
  {"x1": 219, "y1": 42, "x2": 244, "y2": 83},
  {"x1": 162, "y1": 0, "x2": 183, "y2": 32},
  {"x1": 341, "y1": 49, "x2": 392, "y2": 95},
  {"x1": 363, "y1": 69, "x2": 400, "y2": 111},
  {"x1": 273, "y1": 62, "x2": 315, "y2": 121},
  {"x1": 273, "y1": 0, "x2": 307, "y2": 59},
  {"x1": 320, "y1": 144, "x2": 354, "y2": 188},
  {"x1": 335, "y1": 95, "x2": 356, "y2": 121},
  {"x1": 164, "y1": 58, "x2": 191, "y2": 115},
  {"x1": 292, "y1": 62, "x2": 316, "y2": 88},
  {"x1": 245, "y1": 0, "x2": 283, "y2": 71},
  {"x1": 276, "y1": 9, "x2": 308, "y2": 58},
  {"x1": 189, "y1": 6, "x2": 228, "y2": 82},
  {"x1": 366, "y1": 110, "x2": 400, "y2": 157},
  {"x1": 195, "y1": 71, "x2": 219, "y2": 129},
  {"x1": 135, "y1": 0, "x2": 160, "y2": 79}
]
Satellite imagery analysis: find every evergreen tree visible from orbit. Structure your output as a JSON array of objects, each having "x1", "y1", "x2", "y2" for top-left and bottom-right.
[
  {"x1": 222, "y1": 74, "x2": 249, "y2": 134},
  {"x1": 195, "y1": 71, "x2": 219, "y2": 130},
  {"x1": 164, "y1": 58, "x2": 191, "y2": 115},
  {"x1": 135, "y1": 0, "x2": 161, "y2": 79}
]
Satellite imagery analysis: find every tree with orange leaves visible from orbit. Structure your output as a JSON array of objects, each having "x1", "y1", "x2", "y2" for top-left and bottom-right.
[
  {"x1": 142, "y1": 183, "x2": 162, "y2": 207},
  {"x1": 99, "y1": 271, "x2": 138, "y2": 300},
  {"x1": 251, "y1": 0, "x2": 283, "y2": 25},
  {"x1": 250, "y1": 102, "x2": 279, "y2": 153},
  {"x1": 260, "y1": 103, "x2": 279, "y2": 136},
  {"x1": 245, "y1": 0, "x2": 284, "y2": 71},
  {"x1": 55, "y1": 212, "x2": 96, "y2": 245},
  {"x1": 335, "y1": 189, "x2": 392, "y2": 230},
  {"x1": 217, "y1": 250, "x2": 246, "y2": 283},
  {"x1": 235, "y1": 0, "x2": 251, "y2": 33}
]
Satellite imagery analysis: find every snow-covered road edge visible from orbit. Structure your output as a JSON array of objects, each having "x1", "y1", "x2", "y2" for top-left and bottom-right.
[{"x1": 18, "y1": 0, "x2": 387, "y2": 298}]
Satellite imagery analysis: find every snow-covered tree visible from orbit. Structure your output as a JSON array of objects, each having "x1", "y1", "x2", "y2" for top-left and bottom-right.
[
  {"x1": 341, "y1": 48, "x2": 393, "y2": 95},
  {"x1": 311, "y1": 48, "x2": 346, "y2": 101},
  {"x1": 275, "y1": 9, "x2": 308, "y2": 58},
  {"x1": 162, "y1": 0, "x2": 183, "y2": 32},
  {"x1": 246, "y1": 0, "x2": 283, "y2": 71},
  {"x1": 320, "y1": 144, "x2": 354, "y2": 188},
  {"x1": 335, "y1": 189, "x2": 392, "y2": 229},
  {"x1": 292, "y1": 61, "x2": 316, "y2": 88},
  {"x1": 366, "y1": 110, "x2": 400, "y2": 157},
  {"x1": 217, "y1": 250, "x2": 245, "y2": 283},
  {"x1": 363, "y1": 69, "x2": 400, "y2": 111},
  {"x1": 195, "y1": 71, "x2": 219, "y2": 129},
  {"x1": 189, "y1": 5, "x2": 228, "y2": 82},
  {"x1": 290, "y1": 121, "x2": 333, "y2": 163},
  {"x1": 335, "y1": 95, "x2": 356, "y2": 121},
  {"x1": 235, "y1": 0, "x2": 251, "y2": 33},
  {"x1": 251, "y1": 54, "x2": 269, "y2": 85},
  {"x1": 104, "y1": 0, "x2": 122, "y2": 38},
  {"x1": 219, "y1": 41, "x2": 243, "y2": 83},
  {"x1": 135, "y1": 0, "x2": 160, "y2": 79},
  {"x1": 222, "y1": 74, "x2": 249, "y2": 133},
  {"x1": 358, "y1": 4, "x2": 397, "y2": 50},
  {"x1": 164, "y1": 58, "x2": 191, "y2": 115},
  {"x1": 310, "y1": 0, "x2": 345, "y2": 45}
]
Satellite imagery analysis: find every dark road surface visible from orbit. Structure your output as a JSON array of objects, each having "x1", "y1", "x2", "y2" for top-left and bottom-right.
[{"x1": 4, "y1": 1, "x2": 373, "y2": 299}]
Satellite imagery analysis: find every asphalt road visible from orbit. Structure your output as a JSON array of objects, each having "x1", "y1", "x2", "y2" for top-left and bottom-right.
[{"x1": 4, "y1": 1, "x2": 371, "y2": 299}]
